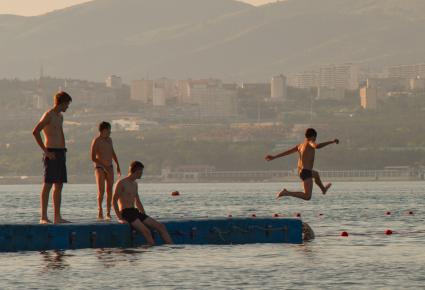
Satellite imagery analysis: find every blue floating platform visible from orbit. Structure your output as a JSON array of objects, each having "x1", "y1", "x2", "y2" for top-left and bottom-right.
[{"x1": 0, "y1": 218, "x2": 303, "y2": 252}]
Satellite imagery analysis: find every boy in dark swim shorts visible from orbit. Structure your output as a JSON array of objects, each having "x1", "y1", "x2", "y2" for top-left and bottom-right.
[
  {"x1": 265, "y1": 128, "x2": 339, "y2": 201},
  {"x1": 113, "y1": 161, "x2": 173, "y2": 246},
  {"x1": 33, "y1": 91, "x2": 72, "y2": 224},
  {"x1": 44, "y1": 148, "x2": 67, "y2": 183}
]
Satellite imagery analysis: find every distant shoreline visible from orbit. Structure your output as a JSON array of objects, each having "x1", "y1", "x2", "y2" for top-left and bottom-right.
[{"x1": 1, "y1": 175, "x2": 423, "y2": 185}]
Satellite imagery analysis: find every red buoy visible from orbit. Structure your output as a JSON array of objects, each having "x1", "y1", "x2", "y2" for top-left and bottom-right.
[
  {"x1": 295, "y1": 213, "x2": 301, "y2": 218},
  {"x1": 385, "y1": 211, "x2": 391, "y2": 215},
  {"x1": 171, "y1": 191, "x2": 180, "y2": 196},
  {"x1": 251, "y1": 214, "x2": 257, "y2": 218},
  {"x1": 228, "y1": 214, "x2": 233, "y2": 218},
  {"x1": 340, "y1": 231, "x2": 349, "y2": 237},
  {"x1": 408, "y1": 211, "x2": 414, "y2": 215},
  {"x1": 273, "y1": 213, "x2": 279, "y2": 218},
  {"x1": 318, "y1": 213, "x2": 324, "y2": 216},
  {"x1": 385, "y1": 229, "x2": 393, "y2": 235}
]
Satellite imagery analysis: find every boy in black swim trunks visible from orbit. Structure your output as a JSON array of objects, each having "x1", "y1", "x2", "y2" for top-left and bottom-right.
[
  {"x1": 112, "y1": 161, "x2": 173, "y2": 246},
  {"x1": 265, "y1": 128, "x2": 339, "y2": 201},
  {"x1": 33, "y1": 91, "x2": 72, "y2": 224}
]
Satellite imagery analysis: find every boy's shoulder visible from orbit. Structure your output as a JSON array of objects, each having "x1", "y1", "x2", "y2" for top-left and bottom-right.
[
  {"x1": 116, "y1": 178, "x2": 127, "y2": 187},
  {"x1": 118, "y1": 177, "x2": 135, "y2": 186}
]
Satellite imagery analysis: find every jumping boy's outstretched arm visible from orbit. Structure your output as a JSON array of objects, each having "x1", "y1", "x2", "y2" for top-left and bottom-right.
[
  {"x1": 310, "y1": 139, "x2": 339, "y2": 149},
  {"x1": 265, "y1": 145, "x2": 298, "y2": 161}
]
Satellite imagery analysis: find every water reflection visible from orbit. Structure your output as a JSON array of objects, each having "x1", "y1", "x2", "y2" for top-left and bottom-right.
[
  {"x1": 40, "y1": 250, "x2": 71, "y2": 272},
  {"x1": 95, "y1": 248, "x2": 148, "y2": 268}
]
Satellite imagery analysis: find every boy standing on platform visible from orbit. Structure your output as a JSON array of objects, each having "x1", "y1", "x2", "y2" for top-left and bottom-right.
[
  {"x1": 113, "y1": 161, "x2": 173, "y2": 246},
  {"x1": 265, "y1": 128, "x2": 339, "y2": 201},
  {"x1": 33, "y1": 91, "x2": 72, "y2": 224},
  {"x1": 91, "y1": 121, "x2": 121, "y2": 220}
]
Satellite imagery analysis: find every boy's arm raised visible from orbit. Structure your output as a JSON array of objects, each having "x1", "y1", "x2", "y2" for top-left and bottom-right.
[
  {"x1": 314, "y1": 139, "x2": 339, "y2": 149},
  {"x1": 265, "y1": 145, "x2": 298, "y2": 161}
]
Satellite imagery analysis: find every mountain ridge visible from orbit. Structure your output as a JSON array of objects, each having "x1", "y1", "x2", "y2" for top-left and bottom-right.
[{"x1": 0, "y1": 0, "x2": 424, "y2": 81}]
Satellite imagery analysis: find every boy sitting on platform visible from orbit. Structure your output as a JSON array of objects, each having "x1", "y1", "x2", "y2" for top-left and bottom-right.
[{"x1": 112, "y1": 161, "x2": 173, "y2": 246}]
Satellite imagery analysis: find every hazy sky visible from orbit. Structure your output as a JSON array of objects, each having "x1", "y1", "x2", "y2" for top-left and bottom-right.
[{"x1": 0, "y1": 0, "x2": 275, "y2": 16}]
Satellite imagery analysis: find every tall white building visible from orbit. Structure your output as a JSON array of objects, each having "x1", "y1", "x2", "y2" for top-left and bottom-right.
[
  {"x1": 318, "y1": 63, "x2": 359, "y2": 90},
  {"x1": 188, "y1": 79, "x2": 238, "y2": 118},
  {"x1": 131, "y1": 79, "x2": 153, "y2": 103},
  {"x1": 105, "y1": 75, "x2": 122, "y2": 89},
  {"x1": 153, "y1": 87, "x2": 166, "y2": 106},
  {"x1": 293, "y1": 63, "x2": 359, "y2": 90},
  {"x1": 388, "y1": 63, "x2": 425, "y2": 79},
  {"x1": 293, "y1": 70, "x2": 317, "y2": 88},
  {"x1": 271, "y1": 74, "x2": 287, "y2": 101}
]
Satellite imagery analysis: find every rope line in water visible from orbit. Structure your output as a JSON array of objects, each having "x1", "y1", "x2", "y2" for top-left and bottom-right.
[{"x1": 319, "y1": 229, "x2": 425, "y2": 238}]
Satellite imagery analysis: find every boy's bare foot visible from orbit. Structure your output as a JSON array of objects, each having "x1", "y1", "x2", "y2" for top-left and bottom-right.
[
  {"x1": 323, "y1": 183, "x2": 332, "y2": 195},
  {"x1": 276, "y1": 189, "x2": 289, "y2": 199},
  {"x1": 54, "y1": 218, "x2": 71, "y2": 224},
  {"x1": 105, "y1": 214, "x2": 112, "y2": 221},
  {"x1": 39, "y1": 219, "x2": 52, "y2": 224},
  {"x1": 97, "y1": 210, "x2": 104, "y2": 220}
]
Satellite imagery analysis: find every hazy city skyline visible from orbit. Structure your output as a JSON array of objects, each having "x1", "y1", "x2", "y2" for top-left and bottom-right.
[{"x1": 0, "y1": 0, "x2": 276, "y2": 16}]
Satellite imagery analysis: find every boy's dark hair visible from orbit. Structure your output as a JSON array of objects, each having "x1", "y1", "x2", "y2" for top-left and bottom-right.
[
  {"x1": 305, "y1": 128, "x2": 317, "y2": 138},
  {"x1": 54, "y1": 91, "x2": 72, "y2": 105},
  {"x1": 130, "y1": 161, "x2": 144, "y2": 174},
  {"x1": 99, "y1": 121, "x2": 111, "y2": 132}
]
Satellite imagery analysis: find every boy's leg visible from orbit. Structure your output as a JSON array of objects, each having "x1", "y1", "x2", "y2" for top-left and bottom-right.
[
  {"x1": 105, "y1": 169, "x2": 114, "y2": 220},
  {"x1": 53, "y1": 183, "x2": 70, "y2": 224},
  {"x1": 276, "y1": 178, "x2": 313, "y2": 200},
  {"x1": 95, "y1": 168, "x2": 106, "y2": 219},
  {"x1": 143, "y1": 217, "x2": 173, "y2": 244},
  {"x1": 312, "y1": 170, "x2": 331, "y2": 194},
  {"x1": 40, "y1": 183, "x2": 53, "y2": 224},
  {"x1": 130, "y1": 219, "x2": 155, "y2": 246}
]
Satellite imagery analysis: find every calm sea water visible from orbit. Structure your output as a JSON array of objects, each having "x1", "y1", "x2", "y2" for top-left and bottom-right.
[{"x1": 0, "y1": 182, "x2": 424, "y2": 289}]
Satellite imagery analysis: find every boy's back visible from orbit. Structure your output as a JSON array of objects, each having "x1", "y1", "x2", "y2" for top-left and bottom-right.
[{"x1": 297, "y1": 141, "x2": 316, "y2": 172}]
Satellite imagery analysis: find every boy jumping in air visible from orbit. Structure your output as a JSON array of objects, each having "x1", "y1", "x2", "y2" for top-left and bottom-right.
[{"x1": 265, "y1": 128, "x2": 339, "y2": 201}]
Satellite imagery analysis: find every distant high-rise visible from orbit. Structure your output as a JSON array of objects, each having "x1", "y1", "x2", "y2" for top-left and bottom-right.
[
  {"x1": 318, "y1": 63, "x2": 358, "y2": 90},
  {"x1": 270, "y1": 74, "x2": 287, "y2": 101},
  {"x1": 293, "y1": 70, "x2": 317, "y2": 89},
  {"x1": 106, "y1": 75, "x2": 122, "y2": 89},
  {"x1": 188, "y1": 79, "x2": 238, "y2": 118},
  {"x1": 131, "y1": 79, "x2": 153, "y2": 103},
  {"x1": 388, "y1": 63, "x2": 425, "y2": 79},
  {"x1": 293, "y1": 63, "x2": 358, "y2": 90},
  {"x1": 360, "y1": 87, "x2": 378, "y2": 110}
]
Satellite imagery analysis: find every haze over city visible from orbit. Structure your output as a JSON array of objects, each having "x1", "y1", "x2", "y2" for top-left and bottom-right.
[{"x1": 0, "y1": 0, "x2": 423, "y2": 183}]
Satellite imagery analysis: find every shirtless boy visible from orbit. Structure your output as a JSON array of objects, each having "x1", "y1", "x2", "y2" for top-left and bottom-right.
[
  {"x1": 265, "y1": 128, "x2": 339, "y2": 201},
  {"x1": 91, "y1": 121, "x2": 121, "y2": 220},
  {"x1": 113, "y1": 161, "x2": 173, "y2": 246},
  {"x1": 33, "y1": 91, "x2": 72, "y2": 224}
]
